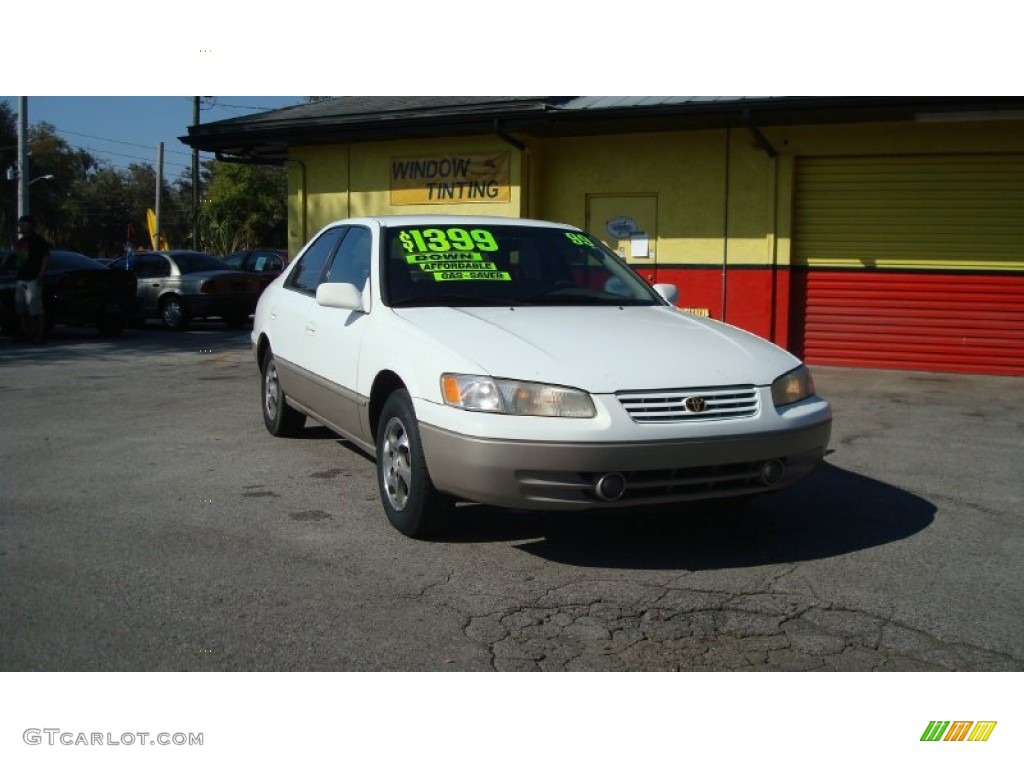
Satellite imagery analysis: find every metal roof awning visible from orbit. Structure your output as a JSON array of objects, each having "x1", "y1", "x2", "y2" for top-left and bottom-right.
[{"x1": 181, "y1": 96, "x2": 1024, "y2": 164}]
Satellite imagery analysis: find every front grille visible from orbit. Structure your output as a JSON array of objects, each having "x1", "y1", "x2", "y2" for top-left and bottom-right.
[
  {"x1": 516, "y1": 460, "x2": 780, "y2": 506},
  {"x1": 514, "y1": 449, "x2": 825, "y2": 506},
  {"x1": 616, "y1": 386, "x2": 759, "y2": 423}
]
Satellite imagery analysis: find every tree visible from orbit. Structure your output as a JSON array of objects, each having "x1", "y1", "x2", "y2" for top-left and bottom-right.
[
  {"x1": 0, "y1": 102, "x2": 17, "y2": 247},
  {"x1": 63, "y1": 166, "x2": 132, "y2": 255},
  {"x1": 2, "y1": 105, "x2": 285, "y2": 256},
  {"x1": 197, "y1": 160, "x2": 286, "y2": 254}
]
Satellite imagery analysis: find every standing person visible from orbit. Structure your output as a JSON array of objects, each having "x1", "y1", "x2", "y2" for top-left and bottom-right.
[{"x1": 14, "y1": 214, "x2": 50, "y2": 342}]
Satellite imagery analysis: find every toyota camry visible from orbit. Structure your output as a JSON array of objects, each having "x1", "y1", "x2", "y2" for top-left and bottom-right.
[{"x1": 252, "y1": 216, "x2": 832, "y2": 538}]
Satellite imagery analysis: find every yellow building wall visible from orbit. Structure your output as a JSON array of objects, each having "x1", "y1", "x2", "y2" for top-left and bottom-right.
[
  {"x1": 287, "y1": 137, "x2": 526, "y2": 255},
  {"x1": 525, "y1": 130, "x2": 781, "y2": 268},
  {"x1": 284, "y1": 118, "x2": 1024, "y2": 270}
]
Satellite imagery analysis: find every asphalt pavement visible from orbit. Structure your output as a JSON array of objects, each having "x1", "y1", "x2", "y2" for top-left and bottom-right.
[{"x1": 0, "y1": 323, "x2": 1021, "y2": 671}]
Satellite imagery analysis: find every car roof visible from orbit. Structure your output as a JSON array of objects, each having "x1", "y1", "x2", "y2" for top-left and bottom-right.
[{"x1": 324, "y1": 215, "x2": 577, "y2": 230}]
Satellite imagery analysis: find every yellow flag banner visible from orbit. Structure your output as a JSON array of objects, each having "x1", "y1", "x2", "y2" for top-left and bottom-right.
[{"x1": 146, "y1": 208, "x2": 170, "y2": 250}]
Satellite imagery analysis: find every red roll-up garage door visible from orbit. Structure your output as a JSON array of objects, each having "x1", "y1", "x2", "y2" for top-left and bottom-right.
[{"x1": 792, "y1": 155, "x2": 1024, "y2": 375}]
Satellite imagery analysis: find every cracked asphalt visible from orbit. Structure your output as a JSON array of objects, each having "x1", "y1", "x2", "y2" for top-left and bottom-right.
[{"x1": 1, "y1": 325, "x2": 1021, "y2": 671}]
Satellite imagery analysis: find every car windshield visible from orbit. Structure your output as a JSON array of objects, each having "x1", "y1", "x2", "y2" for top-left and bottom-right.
[
  {"x1": 383, "y1": 224, "x2": 661, "y2": 308},
  {"x1": 171, "y1": 252, "x2": 231, "y2": 274},
  {"x1": 49, "y1": 251, "x2": 105, "y2": 271}
]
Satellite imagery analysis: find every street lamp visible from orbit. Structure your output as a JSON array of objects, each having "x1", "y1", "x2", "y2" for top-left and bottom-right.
[{"x1": 29, "y1": 174, "x2": 54, "y2": 185}]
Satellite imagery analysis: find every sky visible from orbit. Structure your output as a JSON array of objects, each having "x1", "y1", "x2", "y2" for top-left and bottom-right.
[{"x1": 0, "y1": 96, "x2": 303, "y2": 179}]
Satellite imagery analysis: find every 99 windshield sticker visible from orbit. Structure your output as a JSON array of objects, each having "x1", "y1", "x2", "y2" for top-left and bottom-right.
[{"x1": 399, "y1": 228, "x2": 511, "y2": 282}]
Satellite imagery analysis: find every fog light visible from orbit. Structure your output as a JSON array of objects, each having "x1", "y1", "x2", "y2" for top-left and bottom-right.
[
  {"x1": 759, "y1": 460, "x2": 785, "y2": 486},
  {"x1": 594, "y1": 473, "x2": 627, "y2": 501}
]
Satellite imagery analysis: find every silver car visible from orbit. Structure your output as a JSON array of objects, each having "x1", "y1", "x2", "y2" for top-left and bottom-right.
[{"x1": 110, "y1": 250, "x2": 261, "y2": 331}]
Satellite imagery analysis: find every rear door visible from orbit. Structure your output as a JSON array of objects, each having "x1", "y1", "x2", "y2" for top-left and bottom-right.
[{"x1": 135, "y1": 254, "x2": 171, "y2": 315}]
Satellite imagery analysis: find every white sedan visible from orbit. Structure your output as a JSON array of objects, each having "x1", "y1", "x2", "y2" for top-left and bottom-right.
[{"x1": 253, "y1": 215, "x2": 832, "y2": 538}]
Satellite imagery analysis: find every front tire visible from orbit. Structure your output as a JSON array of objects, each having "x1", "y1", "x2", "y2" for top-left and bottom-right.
[
  {"x1": 261, "y1": 350, "x2": 306, "y2": 436},
  {"x1": 377, "y1": 390, "x2": 453, "y2": 539}
]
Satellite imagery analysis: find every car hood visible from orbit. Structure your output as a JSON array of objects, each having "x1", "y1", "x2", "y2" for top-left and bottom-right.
[{"x1": 394, "y1": 305, "x2": 800, "y2": 391}]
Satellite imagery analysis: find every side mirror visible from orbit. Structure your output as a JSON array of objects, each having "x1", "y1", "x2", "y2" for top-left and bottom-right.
[
  {"x1": 316, "y1": 282, "x2": 364, "y2": 312},
  {"x1": 653, "y1": 283, "x2": 679, "y2": 306}
]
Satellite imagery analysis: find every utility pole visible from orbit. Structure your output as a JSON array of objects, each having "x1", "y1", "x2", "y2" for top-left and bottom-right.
[
  {"x1": 155, "y1": 142, "x2": 164, "y2": 249},
  {"x1": 192, "y1": 97, "x2": 200, "y2": 249},
  {"x1": 17, "y1": 97, "x2": 28, "y2": 218}
]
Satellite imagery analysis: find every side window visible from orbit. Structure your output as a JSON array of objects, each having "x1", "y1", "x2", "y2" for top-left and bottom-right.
[
  {"x1": 253, "y1": 251, "x2": 282, "y2": 272},
  {"x1": 137, "y1": 254, "x2": 170, "y2": 278},
  {"x1": 132, "y1": 256, "x2": 153, "y2": 276},
  {"x1": 324, "y1": 227, "x2": 371, "y2": 289},
  {"x1": 287, "y1": 228, "x2": 345, "y2": 294}
]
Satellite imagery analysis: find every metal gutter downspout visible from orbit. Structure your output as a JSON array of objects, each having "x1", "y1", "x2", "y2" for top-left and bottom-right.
[
  {"x1": 721, "y1": 126, "x2": 731, "y2": 321},
  {"x1": 493, "y1": 119, "x2": 526, "y2": 152},
  {"x1": 744, "y1": 109, "x2": 778, "y2": 158},
  {"x1": 494, "y1": 120, "x2": 529, "y2": 217},
  {"x1": 283, "y1": 158, "x2": 308, "y2": 249},
  {"x1": 744, "y1": 109, "x2": 781, "y2": 343}
]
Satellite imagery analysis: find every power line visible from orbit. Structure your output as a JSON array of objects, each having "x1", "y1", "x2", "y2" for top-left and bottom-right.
[
  {"x1": 55, "y1": 127, "x2": 193, "y2": 157},
  {"x1": 188, "y1": 97, "x2": 299, "y2": 114},
  {"x1": 70, "y1": 146, "x2": 194, "y2": 173}
]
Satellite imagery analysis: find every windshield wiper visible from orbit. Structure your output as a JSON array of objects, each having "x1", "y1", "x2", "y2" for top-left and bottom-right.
[
  {"x1": 520, "y1": 292, "x2": 647, "y2": 306},
  {"x1": 389, "y1": 294, "x2": 519, "y2": 308}
]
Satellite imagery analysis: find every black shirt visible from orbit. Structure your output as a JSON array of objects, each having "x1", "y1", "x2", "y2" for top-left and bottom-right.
[{"x1": 15, "y1": 231, "x2": 49, "y2": 281}]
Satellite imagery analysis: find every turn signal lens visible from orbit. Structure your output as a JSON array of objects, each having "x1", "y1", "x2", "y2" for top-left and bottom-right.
[{"x1": 771, "y1": 365, "x2": 815, "y2": 408}]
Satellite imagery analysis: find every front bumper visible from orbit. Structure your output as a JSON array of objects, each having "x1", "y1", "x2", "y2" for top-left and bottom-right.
[{"x1": 419, "y1": 419, "x2": 832, "y2": 510}]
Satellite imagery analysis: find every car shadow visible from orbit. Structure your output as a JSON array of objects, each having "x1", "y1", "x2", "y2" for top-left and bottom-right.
[
  {"x1": 0, "y1": 322, "x2": 253, "y2": 361},
  {"x1": 435, "y1": 462, "x2": 936, "y2": 570}
]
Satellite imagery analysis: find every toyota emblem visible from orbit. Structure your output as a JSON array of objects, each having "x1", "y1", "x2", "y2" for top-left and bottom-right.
[{"x1": 684, "y1": 397, "x2": 708, "y2": 413}]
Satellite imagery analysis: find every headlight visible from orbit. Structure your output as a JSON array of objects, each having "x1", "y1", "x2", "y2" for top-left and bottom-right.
[
  {"x1": 771, "y1": 365, "x2": 815, "y2": 408},
  {"x1": 440, "y1": 374, "x2": 596, "y2": 418}
]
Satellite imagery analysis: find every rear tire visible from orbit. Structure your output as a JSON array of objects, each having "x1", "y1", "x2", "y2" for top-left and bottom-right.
[
  {"x1": 376, "y1": 390, "x2": 454, "y2": 539},
  {"x1": 161, "y1": 296, "x2": 189, "y2": 331},
  {"x1": 261, "y1": 350, "x2": 306, "y2": 437}
]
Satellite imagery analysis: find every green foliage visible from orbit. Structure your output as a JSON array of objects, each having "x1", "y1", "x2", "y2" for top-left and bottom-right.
[
  {"x1": 0, "y1": 102, "x2": 19, "y2": 246},
  {"x1": 197, "y1": 160, "x2": 286, "y2": 254}
]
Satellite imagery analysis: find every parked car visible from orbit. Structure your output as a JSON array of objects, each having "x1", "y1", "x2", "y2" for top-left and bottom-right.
[
  {"x1": 252, "y1": 216, "x2": 833, "y2": 538},
  {"x1": 224, "y1": 248, "x2": 289, "y2": 292},
  {"x1": 0, "y1": 248, "x2": 136, "y2": 337},
  {"x1": 108, "y1": 250, "x2": 262, "y2": 330}
]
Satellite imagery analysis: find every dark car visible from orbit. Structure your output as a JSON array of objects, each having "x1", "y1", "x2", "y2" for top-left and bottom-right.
[
  {"x1": 0, "y1": 249, "x2": 136, "y2": 337},
  {"x1": 108, "y1": 250, "x2": 261, "y2": 331},
  {"x1": 224, "y1": 248, "x2": 289, "y2": 292}
]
